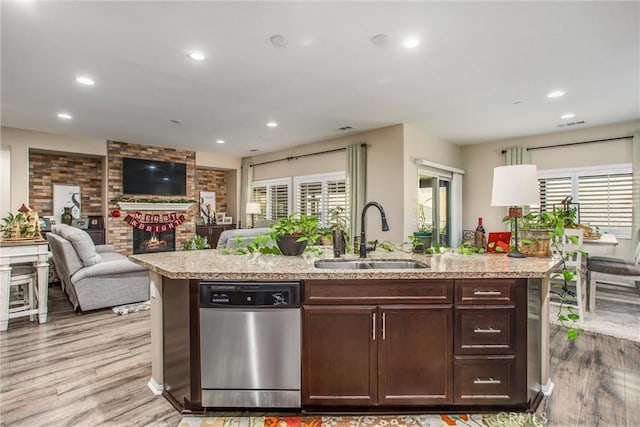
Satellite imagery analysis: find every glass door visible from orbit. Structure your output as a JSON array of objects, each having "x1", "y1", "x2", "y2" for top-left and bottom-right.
[{"x1": 419, "y1": 175, "x2": 451, "y2": 247}]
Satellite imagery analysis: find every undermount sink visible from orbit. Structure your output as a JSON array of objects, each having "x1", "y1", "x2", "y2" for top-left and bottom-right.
[{"x1": 313, "y1": 259, "x2": 429, "y2": 270}]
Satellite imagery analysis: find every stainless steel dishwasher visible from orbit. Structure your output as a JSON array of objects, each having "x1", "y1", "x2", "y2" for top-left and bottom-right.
[{"x1": 199, "y1": 281, "x2": 301, "y2": 408}]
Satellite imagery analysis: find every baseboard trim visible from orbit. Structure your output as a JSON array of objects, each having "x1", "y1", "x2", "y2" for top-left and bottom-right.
[
  {"x1": 540, "y1": 378, "x2": 555, "y2": 396},
  {"x1": 148, "y1": 377, "x2": 164, "y2": 395}
]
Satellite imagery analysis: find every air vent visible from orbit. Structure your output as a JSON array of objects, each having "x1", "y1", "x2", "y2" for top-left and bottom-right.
[
  {"x1": 338, "y1": 126, "x2": 353, "y2": 131},
  {"x1": 557, "y1": 120, "x2": 585, "y2": 128}
]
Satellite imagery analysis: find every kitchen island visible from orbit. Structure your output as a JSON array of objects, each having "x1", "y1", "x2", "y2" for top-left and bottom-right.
[{"x1": 129, "y1": 249, "x2": 558, "y2": 414}]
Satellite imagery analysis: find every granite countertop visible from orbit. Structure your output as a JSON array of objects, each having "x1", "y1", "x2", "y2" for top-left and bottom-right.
[{"x1": 129, "y1": 248, "x2": 559, "y2": 281}]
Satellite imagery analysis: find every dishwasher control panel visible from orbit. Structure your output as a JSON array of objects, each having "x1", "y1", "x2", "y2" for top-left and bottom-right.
[{"x1": 200, "y1": 281, "x2": 300, "y2": 308}]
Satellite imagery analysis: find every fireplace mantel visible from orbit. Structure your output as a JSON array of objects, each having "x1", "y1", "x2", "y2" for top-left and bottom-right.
[{"x1": 117, "y1": 202, "x2": 194, "y2": 211}]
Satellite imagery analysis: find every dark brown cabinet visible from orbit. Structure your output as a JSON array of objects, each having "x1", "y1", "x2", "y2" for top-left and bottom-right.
[
  {"x1": 195, "y1": 224, "x2": 236, "y2": 249},
  {"x1": 302, "y1": 279, "x2": 454, "y2": 407},
  {"x1": 453, "y1": 279, "x2": 527, "y2": 405},
  {"x1": 303, "y1": 305, "x2": 377, "y2": 406}
]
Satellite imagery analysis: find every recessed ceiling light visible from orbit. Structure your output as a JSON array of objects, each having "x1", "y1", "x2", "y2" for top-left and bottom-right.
[
  {"x1": 403, "y1": 37, "x2": 420, "y2": 48},
  {"x1": 216, "y1": 139, "x2": 225, "y2": 144},
  {"x1": 547, "y1": 90, "x2": 565, "y2": 98},
  {"x1": 250, "y1": 149, "x2": 259, "y2": 152},
  {"x1": 513, "y1": 100, "x2": 523, "y2": 105},
  {"x1": 371, "y1": 34, "x2": 388, "y2": 46},
  {"x1": 189, "y1": 51, "x2": 206, "y2": 61},
  {"x1": 267, "y1": 121, "x2": 278, "y2": 128},
  {"x1": 270, "y1": 35, "x2": 287, "y2": 47},
  {"x1": 57, "y1": 113, "x2": 72, "y2": 120},
  {"x1": 561, "y1": 113, "x2": 575, "y2": 119},
  {"x1": 76, "y1": 76, "x2": 95, "y2": 86},
  {"x1": 170, "y1": 119, "x2": 181, "y2": 124}
]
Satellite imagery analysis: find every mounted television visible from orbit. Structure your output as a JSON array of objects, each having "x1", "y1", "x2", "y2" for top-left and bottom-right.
[{"x1": 122, "y1": 157, "x2": 186, "y2": 196}]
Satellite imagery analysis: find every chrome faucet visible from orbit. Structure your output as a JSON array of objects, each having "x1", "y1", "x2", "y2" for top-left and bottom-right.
[{"x1": 359, "y1": 201, "x2": 389, "y2": 258}]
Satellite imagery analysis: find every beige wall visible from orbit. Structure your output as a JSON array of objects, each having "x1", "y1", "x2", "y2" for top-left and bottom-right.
[
  {"x1": 244, "y1": 125, "x2": 406, "y2": 242},
  {"x1": 195, "y1": 152, "x2": 242, "y2": 223},
  {"x1": 461, "y1": 119, "x2": 639, "y2": 256},
  {"x1": 403, "y1": 123, "x2": 463, "y2": 239}
]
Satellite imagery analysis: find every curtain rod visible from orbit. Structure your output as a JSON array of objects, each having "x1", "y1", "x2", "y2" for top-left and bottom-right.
[
  {"x1": 249, "y1": 143, "x2": 365, "y2": 167},
  {"x1": 500, "y1": 136, "x2": 632, "y2": 154}
]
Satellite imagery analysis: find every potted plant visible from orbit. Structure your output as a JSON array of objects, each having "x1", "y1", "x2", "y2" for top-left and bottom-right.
[
  {"x1": 413, "y1": 199, "x2": 432, "y2": 252},
  {"x1": 506, "y1": 208, "x2": 578, "y2": 257},
  {"x1": 269, "y1": 213, "x2": 320, "y2": 256},
  {"x1": 327, "y1": 207, "x2": 349, "y2": 254},
  {"x1": 182, "y1": 234, "x2": 211, "y2": 251}
]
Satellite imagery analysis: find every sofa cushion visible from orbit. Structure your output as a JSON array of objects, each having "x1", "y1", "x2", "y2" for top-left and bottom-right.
[{"x1": 55, "y1": 224, "x2": 102, "y2": 267}]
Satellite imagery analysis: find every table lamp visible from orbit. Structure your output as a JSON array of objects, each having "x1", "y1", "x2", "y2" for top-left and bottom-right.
[
  {"x1": 246, "y1": 202, "x2": 261, "y2": 228},
  {"x1": 491, "y1": 164, "x2": 539, "y2": 258}
]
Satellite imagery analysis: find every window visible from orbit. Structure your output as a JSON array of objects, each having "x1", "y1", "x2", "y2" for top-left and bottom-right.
[
  {"x1": 252, "y1": 178, "x2": 291, "y2": 221},
  {"x1": 294, "y1": 172, "x2": 347, "y2": 225},
  {"x1": 538, "y1": 164, "x2": 632, "y2": 238}
]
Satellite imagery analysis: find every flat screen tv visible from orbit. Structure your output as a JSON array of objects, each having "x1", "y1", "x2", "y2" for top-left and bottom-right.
[{"x1": 122, "y1": 157, "x2": 187, "y2": 196}]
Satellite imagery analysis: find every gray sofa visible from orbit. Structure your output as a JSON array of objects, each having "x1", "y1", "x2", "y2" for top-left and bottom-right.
[
  {"x1": 217, "y1": 227, "x2": 273, "y2": 249},
  {"x1": 46, "y1": 224, "x2": 149, "y2": 311}
]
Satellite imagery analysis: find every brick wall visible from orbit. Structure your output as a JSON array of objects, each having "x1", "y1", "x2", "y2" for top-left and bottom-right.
[
  {"x1": 107, "y1": 141, "x2": 197, "y2": 255},
  {"x1": 196, "y1": 167, "x2": 229, "y2": 222},
  {"x1": 29, "y1": 150, "x2": 103, "y2": 218}
]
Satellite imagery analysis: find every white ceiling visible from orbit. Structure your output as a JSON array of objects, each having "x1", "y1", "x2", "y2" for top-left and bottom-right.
[{"x1": 2, "y1": 1, "x2": 639, "y2": 157}]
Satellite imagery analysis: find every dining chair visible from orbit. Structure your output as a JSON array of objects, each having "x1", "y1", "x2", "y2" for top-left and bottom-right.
[
  {"x1": 550, "y1": 228, "x2": 586, "y2": 321},
  {"x1": 587, "y1": 241, "x2": 640, "y2": 311}
]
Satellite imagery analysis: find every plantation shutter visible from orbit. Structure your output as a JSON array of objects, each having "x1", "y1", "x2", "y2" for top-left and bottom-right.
[
  {"x1": 252, "y1": 186, "x2": 267, "y2": 221},
  {"x1": 297, "y1": 181, "x2": 323, "y2": 219},
  {"x1": 326, "y1": 179, "x2": 347, "y2": 222},
  {"x1": 538, "y1": 176, "x2": 572, "y2": 213},
  {"x1": 270, "y1": 184, "x2": 289, "y2": 220},
  {"x1": 578, "y1": 173, "x2": 632, "y2": 229}
]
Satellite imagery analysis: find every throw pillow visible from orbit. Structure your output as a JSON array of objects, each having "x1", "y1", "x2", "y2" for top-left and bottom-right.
[{"x1": 57, "y1": 224, "x2": 102, "y2": 267}]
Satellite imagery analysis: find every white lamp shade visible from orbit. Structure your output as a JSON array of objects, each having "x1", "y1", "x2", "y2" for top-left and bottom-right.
[
  {"x1": 246, "y1": 202, "x2": 261, "y2": 214},
  {"x1": 491, "y1": 164, "x2": 539, "y2": 207}
]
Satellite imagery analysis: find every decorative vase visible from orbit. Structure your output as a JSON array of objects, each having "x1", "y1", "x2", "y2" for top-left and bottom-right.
[
  {"x1": 332, "y1": 230, "x2": 346, "y2": 256},
  {"x1": 61, "y1": 207, "x2": 73, "y2": 225},
  {"x1": 276, "y1": 235, "x2": 308, "y2": 256}
]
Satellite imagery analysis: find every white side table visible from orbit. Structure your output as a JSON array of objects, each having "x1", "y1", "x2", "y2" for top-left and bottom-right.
[{"x1": 0, "y1": 240, "x2": 50, "y2": 331}]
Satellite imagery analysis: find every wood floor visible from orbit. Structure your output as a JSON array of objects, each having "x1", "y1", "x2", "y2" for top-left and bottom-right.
[
  {"x1": 2, "y1": 285, "x2": 639, "y2": 427},
  {"x1": 0, "y1": 285, "x2": 180, "y2": 427}
]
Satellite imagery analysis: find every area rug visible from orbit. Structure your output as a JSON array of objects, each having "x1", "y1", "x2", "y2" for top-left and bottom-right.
[
  {"x1": 178, "y1": 413, "x2": 542, "y2": 427},
  {"x1": 111, "y1": 300, "x2": 151, "y2": 315}
]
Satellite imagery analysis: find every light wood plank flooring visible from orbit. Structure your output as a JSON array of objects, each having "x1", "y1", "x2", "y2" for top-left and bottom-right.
[
  {"x1": 2, "y1": 285, "x2": 639, "y2": 426},
  {"x1": 0, "y1": 285, "x2": 180, "y2": 427}
]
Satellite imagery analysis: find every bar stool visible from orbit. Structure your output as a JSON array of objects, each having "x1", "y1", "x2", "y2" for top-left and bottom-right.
[{"x1": 8, "y1": 264, "x2": 38, "y2": 322}]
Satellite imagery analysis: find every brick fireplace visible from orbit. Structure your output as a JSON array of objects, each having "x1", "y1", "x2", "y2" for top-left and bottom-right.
[
  {"x1": 132, "y1": 226, "x2": 176, "y2": 254},
  {"x1": 107, "y1": 141, "x2": 196, "y2": 255}
]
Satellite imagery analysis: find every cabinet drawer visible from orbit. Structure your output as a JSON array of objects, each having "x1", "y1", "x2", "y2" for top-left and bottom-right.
[
  {"x1": 454, "y1": 356, "x2": 517, "y2": 404},
  {"x1": 455, "y1": 279, "x2": 515, "y2": 305},
  {"x1": 455, "y1": 308, "x2": 515, "y2": 354},
  {"x1": 304, "y1": 280, "x2": 453, "y2": 305}
]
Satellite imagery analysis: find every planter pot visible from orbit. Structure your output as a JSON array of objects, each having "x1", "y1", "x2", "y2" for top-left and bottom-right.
[
  {"x1": 519, "y1": 228, "x2": 552, "y2": 257},
  {"x1": 276, "y1": 235, "x2": 308, "y2": 256},
  {"x1": 412, "y1": 232, "x2": 432, "y2": 253}
]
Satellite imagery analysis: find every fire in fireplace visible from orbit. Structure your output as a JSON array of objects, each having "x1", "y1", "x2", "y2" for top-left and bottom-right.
[{"x1": 133, "y1": 226, "x2": 176, "y2": 254}]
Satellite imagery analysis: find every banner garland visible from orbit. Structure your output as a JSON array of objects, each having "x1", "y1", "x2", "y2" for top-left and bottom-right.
[{"x1": 124, "y1": 212, "x2": 186, "y2": 232}]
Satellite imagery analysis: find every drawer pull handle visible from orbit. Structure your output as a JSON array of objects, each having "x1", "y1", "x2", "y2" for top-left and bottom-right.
[
  {"x1": 474, "y1": 327, "x2": 501, "y2": 334},
  {"x1": 372, "y1": 313, "x2": 376, "y2": 341},
  {"x1": 382, "y1": 312, "x2": 386, "y2": 340},
  {"x1": 473, "y1": 290, "x2": 501, "y2": 296},
  {"x1": 474, "y1": 377, "x2": 501, "y2": 385}
]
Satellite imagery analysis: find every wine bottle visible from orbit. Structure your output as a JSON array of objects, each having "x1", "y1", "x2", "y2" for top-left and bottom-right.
[{"x1": 474, "y1": 217, "x2": 486, "y2": 249}]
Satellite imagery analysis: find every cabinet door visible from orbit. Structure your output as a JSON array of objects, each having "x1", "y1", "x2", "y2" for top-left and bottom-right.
[
  {"x1": 378, "y1": 305, "x2": 453, "y2": 405},
  {"x1": 302, "y1": 305, "x2": 377, "y2": 406}
]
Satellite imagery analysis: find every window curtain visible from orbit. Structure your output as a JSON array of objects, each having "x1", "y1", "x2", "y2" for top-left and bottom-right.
[
  {"x1": 633, "y1": 133, "x2": 640, "y2": 255},
  {"x1": 504, "y1": 147, "x2": 531, "y2": 165},
  {"x1": 240, "y1": 164, "x2": 254, "y2": 229},
  {"x1": 346, "y1": 143, "x2": 367, "y2": 241}
]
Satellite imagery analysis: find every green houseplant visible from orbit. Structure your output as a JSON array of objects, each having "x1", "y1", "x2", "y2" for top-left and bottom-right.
[
  {"x1": 412, "y1": 199, "x2": 432, "y2": 252},
  {"x1": 269, "y1": 213, "x2": 321, "y2": 256},
  {"x1": 182, "y1": 234, "x2": 211, "y2": 251}
]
